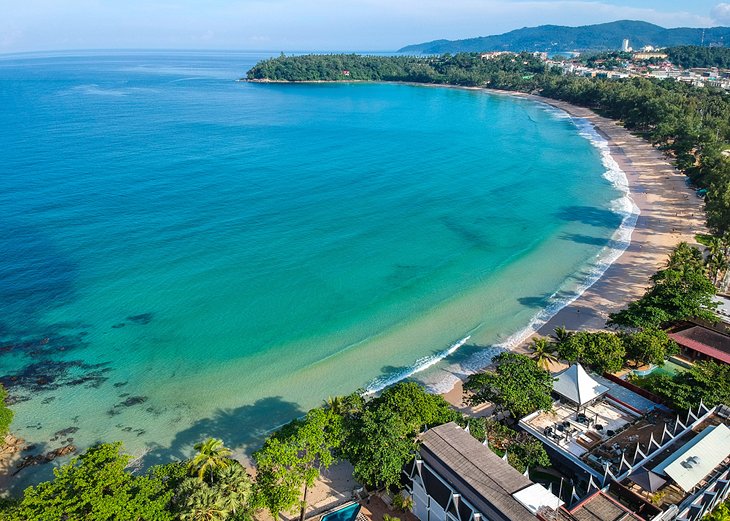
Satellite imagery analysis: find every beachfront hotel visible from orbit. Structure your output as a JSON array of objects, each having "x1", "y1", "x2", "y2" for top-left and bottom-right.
[
  {"x1": 403, "y1": 422, "x2": 563, "y2": 521},
  {"x1": 393, "y1": 365, "x2": 730, "y2": 521},
  {"x1": 518, "y1": 365, "x2": 730, "y2": 521}
]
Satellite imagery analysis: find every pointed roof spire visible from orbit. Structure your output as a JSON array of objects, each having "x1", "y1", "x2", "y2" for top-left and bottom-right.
[{"x1": 553, "y1": 364, "x2": 609, "y2": 406}]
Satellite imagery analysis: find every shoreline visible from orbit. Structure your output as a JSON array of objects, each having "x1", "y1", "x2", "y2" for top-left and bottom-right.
[
  {"x1": 1, "y1": 81, "x2": 707, "y2": 491},
  {"x1": 248, "y1": 80, "x2": 706, "y2": 409},
  {"x1": 439, "y1": 88, "x2": 706, "y2": 408}
]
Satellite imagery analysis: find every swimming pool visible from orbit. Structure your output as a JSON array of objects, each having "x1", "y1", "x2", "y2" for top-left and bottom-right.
[
  {"x1": 321, "y1": 503, "x2": 362, "y2": 521},
  {"x1": 633, "y1": 360, "x2": 688, "y2": 378},
  {"x1": 655, "y1": 360, "x2": 690, "y2": 376}
]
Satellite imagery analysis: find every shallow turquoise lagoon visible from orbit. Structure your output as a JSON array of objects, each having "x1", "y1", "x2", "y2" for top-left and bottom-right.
[{"x1": 0, "y1": 51, "x2": 631, "y2": 486}]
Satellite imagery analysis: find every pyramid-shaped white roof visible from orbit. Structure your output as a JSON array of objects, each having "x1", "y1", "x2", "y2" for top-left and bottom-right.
[{"x1": 553, "y1": 364, "x2": 609, "y2": 406}]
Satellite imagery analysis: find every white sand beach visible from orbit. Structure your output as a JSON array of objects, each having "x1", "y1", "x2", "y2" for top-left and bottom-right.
[{"x1": 440, "y1": 91, "x2": 706, "y2": 408}]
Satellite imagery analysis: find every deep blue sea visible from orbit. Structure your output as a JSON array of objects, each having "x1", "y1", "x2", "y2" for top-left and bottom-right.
[{"x1": 0, "y1": 51, "x2": 631, "y2": 486}]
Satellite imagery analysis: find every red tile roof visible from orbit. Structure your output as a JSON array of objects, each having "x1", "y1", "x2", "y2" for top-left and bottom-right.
[{"x1": 669, "y1": 326, "x2": 730, "y2": 364}]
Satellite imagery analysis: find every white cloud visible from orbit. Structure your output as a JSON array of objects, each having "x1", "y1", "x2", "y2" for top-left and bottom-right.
[{"x1": 712, "y1": 3, "x2": 730, "y2": 24}]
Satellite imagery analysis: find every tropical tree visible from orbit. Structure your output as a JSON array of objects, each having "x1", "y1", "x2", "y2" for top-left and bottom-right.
[
  {"x1": 557, "y1": 331, "x2": 626, "y2": 374},
  {"x1": 215, "y1": 464, "x2": 253, "y2": 518},
  {"x1": 552, "y1": 326, "x2": 573, "y2": 345},
  {"x1": 6, "y1": 443, "x2": 175, "y2": 521},
  {"x1": 464, "y1": 353, "x2": 554, "y2": 418},
  {"x1": 370, "y1": 382, "x2": 460, "y2": 433},
  {"x1": 699, "y1": 234, "x2": 730, "y2": 286},
  {"x1": 190, "y1": 438, "x2": 233, "y2": 483},
  {"x1": 609, "y1": 243, "x2": 718, "y2": 328},
  {"x1": 529, "y1": 337, "x2": 558, "y2": 370},
  {"x1": 622, "y1": 328, "x2": 678, "y2": 367},
  {"x1": 254, "y1": 407, "x2": 343, "y2": 521},
  {"x1": 180, "y1": 488, "x2": 229, "y2": 521},
  {"x1": 324, "y1": 392, "x2": 365, "y2": 417},
  {"x1": 341, "y1": 382, "x2": 458, "y2": 490},
  {"x1": 324, "y1": 396, "x2": 344, "y2": 413},
  {"x1": 252, "y1": 436, "x2": 302, "y2": 519},
  {"x1": 176, "y1": 463, "x2": 252, "y2": 521},
  {"x1": 635, "y1": 360, "x2": 730, "y2": 410},
  {"x1": 345, "y1": 405, "x2": 415, "y2": 490}
]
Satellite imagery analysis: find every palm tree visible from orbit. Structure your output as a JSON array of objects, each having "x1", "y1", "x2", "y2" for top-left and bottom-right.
[
  {"x1": 530, "y1": 337, "x2": 558, "y2": 371},
  {"x1": 704, "y1": 236, "x2": 729, "y2": 286},
  {"x1": 552, "y1": 325, "x2": 573, "y2": 344},
  {"x1": 181, "y1": 488, "x2": 229, "y2": 521},
  {"x1": 324, "y1": 393, "x2": 363, "y2": 416},
  {"x1": 324, "y1": 395, "x2": 344, "y2": 414},
  {"x1": 216, "y1": 464, "x2": 253, "y2": 517},
  {"x1": 190, "y1": 438, "x2": 233, "y2": 483}
]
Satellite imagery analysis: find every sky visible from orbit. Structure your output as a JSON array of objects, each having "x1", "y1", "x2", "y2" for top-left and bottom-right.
[{"x1": 1, "y1": 0, "x2": 730, "y2": 54}]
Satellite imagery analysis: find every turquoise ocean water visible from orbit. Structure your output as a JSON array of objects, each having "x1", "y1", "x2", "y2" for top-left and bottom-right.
[{"x1": 0, "y1": 51, "x2": 633, "y2": 486}]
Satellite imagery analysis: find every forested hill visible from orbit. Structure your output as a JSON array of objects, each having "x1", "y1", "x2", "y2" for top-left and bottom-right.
[
  {"x1": 668, "y1": 46, "x2": 730, "y2": 69},
  {"x1": 246, "y1": 53, "x2": 549, "y2": 85},
  {"x1": 398, "y1": 20, "x2": 730, "y2": 54}
]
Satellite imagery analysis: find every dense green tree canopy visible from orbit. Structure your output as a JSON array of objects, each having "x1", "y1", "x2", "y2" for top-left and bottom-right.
[
  {"x1": 344, "y1": 404, "x2": 416, "y2": 491},
  {"x1": 253, "y1": 407, "x2": 343, "y2": 519},
  {"x1": 621, "y1": 328, "x2": 678, "y2": 367},
  {"x1": 176, "y1": 463, "x2": 253, "y2": 521},
  {"x1": 370, "y1": 381, "x2": 460, "y2": 433},
  {"x1": 668, "y1": 46, "x2": 730, "y2": 69},
  {"x1": 633, "y1": 360, "x2": 730, "y2": 411},
  {"x1": 342, "y1": 382, "x2": 459, "y2": 490},
  {"x1": 556, "y1": 331, "x2": 626, "y2": 374},
  {"x1": 6, "y1": 443, "x2": 176, "y2": 521},
  {"x1": 609, "y1": 243, "x2": 718, "y2": 328},
  {"x1": 247, "y1": 52, "x2": 549, "y2": 88},
  {"x1": 464, "y1": 353, "x2": 554, "y2": 418}
]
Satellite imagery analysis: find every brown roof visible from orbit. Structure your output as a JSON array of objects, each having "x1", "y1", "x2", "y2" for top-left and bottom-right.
[
  {"x1": 557, "y1": 492, "x2": 642, "y2": 521},
  {"x1": 669, "y1": 325, "x2": 730, "y2": 364},
  {"x1": 419, "y1": 422, "x2": 534, "y2": 521}
]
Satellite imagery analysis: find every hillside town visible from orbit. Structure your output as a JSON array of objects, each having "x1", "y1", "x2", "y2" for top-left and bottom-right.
[
  {"x1": 560, "y1": 44, "x2": 730, "y2": 89},
  {"x1": 478, "y1": 41, "x2": 730, "y2": 90}
]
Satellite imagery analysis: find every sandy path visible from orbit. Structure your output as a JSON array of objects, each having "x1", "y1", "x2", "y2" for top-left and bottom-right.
[{"x1": 440, "y1": 91, "x2": 706, "y2": 408}]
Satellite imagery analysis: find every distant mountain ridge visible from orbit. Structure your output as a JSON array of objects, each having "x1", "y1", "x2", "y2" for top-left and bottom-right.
[{"x1": 398, "y1": 20, "x2": 730, "y2": 54}]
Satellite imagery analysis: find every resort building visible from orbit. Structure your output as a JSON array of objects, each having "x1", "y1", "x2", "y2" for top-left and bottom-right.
[
  {"x1": 667, "y1": 321, "x2": 730, "y2": 365},
  {"x1": 615, "y1": 410, "x2": 730, "y2": 520},
  {"x1": 403, "y1": 422, "x2": 563, "y2": 521},
  {"x1": 519, "y1": 366, "x2": 730, "y2": 520},
  {"x1": 520, "y1": 364, "x2": 659, "y2": 481}
]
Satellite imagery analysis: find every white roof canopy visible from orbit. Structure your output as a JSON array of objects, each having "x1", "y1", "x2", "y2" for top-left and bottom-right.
[
  {"x1": 553, "y1": 364, "x2": 609, "y2": 406},
  {"x1": 512, "y1": 483, "x2": 564, "y2": 515},
  {"x1": 654, "y1": 423, "x2": 730, "y2": 492}
]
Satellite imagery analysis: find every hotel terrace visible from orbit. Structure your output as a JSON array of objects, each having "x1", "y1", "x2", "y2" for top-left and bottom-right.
[
  {"x1": 520, "y1": 364, "x2": 667, "y2": 479},
  {"x1": 519, "y1": 365, "x2": 730, "y2": 521}
]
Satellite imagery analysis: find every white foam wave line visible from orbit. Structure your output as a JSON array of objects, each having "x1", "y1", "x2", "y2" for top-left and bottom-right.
[
  {"x1": 363, "y1": 335, "x2": 471, "y2": 395},
  {"x1": 490, "y1": 110, "x2": 640, "y2": 353},
  {"x1": 422, "y1": 345, "x2": 505, "y2": 394},
  {"x1": 422, "y1": 107, "x2": 641, "y2": 394},
  {"x1": 364, "y1": 105, "x2": 641, "y2": 398}
]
